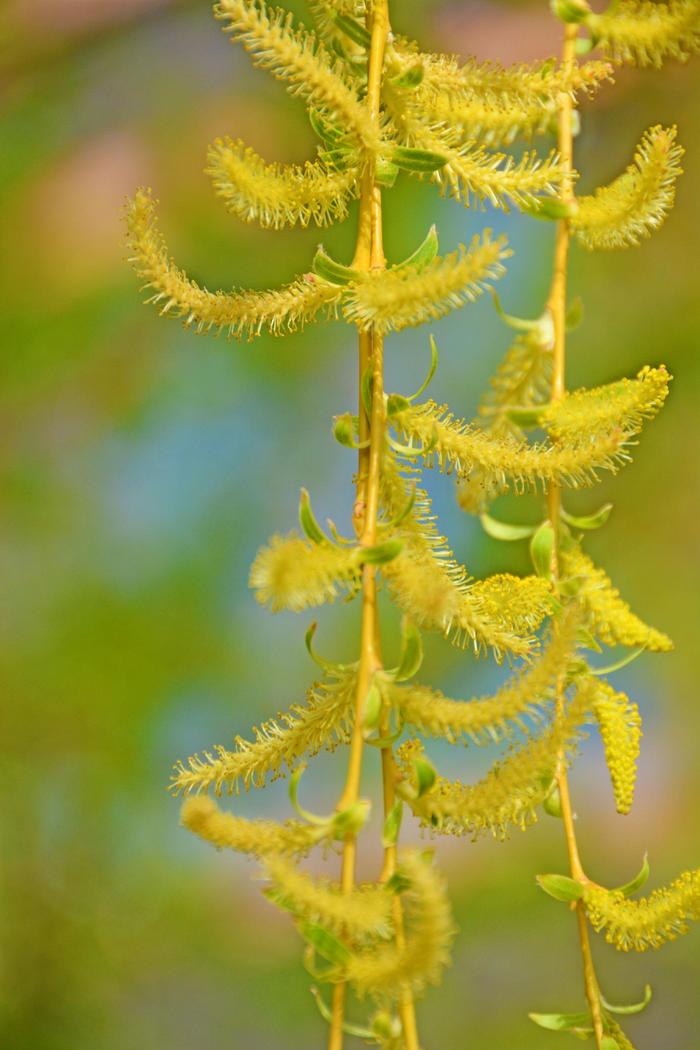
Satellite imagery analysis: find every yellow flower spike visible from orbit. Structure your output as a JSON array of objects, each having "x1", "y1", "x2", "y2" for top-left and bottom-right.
[
  {"x1": 542, "y1": 365, "x2": 671, "y2": 441},
  {"x1": 249, "y1": 532, "x2": 362, "y2": 611},
  {"x1": 591, "y1": 680, "x2": 642, "y2": 815},
  {"x1": 583, "y1": 870, "x2": 700, "y2": 951},
  {"x1": 181, "y1": 795, "x2": 326, "y2": 857},
  {"x1": 585, "y1": 0, "x2": 700, "y2": 67}
]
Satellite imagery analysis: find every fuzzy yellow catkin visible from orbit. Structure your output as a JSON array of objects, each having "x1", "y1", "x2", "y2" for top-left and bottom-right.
[
  {"x1": 343, "y1": 235, "x2": 509, "y2": 332},
  {"x1": 542, "y1": 365, "x2": 670, "y2": 440},
  {"x1": 583, "y1": 870, "x2": 700, "y2": 951},
  {"x1": 591, "y1": 680, "x2": 642, "y2": 815},
  {"x1": 343, "y1": 851, "x2": 455, "y2": 1000},
  {"x1": 181, "y1": 796, "x2": 324, "y2": 856},
  {"x1": 586, "y1": 0, "x2": 700, "y2": 68},
  {"x1": 249, "y1": 533, "x2": 362, "y2": 611},
  {"x1": 207, "y1": 136, "x2": 359, "y2": 229},
  {"x1": 387, "y1": 608, "x2": 579, "y2": 744},
  {"x1": 263, "y1": 856, "x2": 394, "y2": 941},
  {"x1": 171, "y1": 671, "x2": 357, "y2": 796},
  {"x1": 125, "y1": 189, "x2": 342, "y2": 339},
  {"x1": 571, "y1": 126, "x2": 684, "y2": 250},
  {"x1": 560, "y1": 544, "x2": 673, "y2": 651}
]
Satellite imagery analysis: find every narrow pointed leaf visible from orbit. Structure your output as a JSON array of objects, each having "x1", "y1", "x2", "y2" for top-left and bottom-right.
[
  {"x1": 395, "y1": 225, "x2": 439, "y2": 273},
  {"x1": 614, "y1": 853, "x2": 650, "y2": 897},
  {"x1": 391, "y1": 146, "x2": 449, "y2": 173},
  {"x1": 601, "y1": 984, "x2": 652, "y2": 1016},
  {"x1": 480, "y1": 514, "x2": 538, "y2": 541},
  {"x1": 530, "y1": 521, "x2": 555, "y2": 579},
  {"x1": 537, "y1": 873, "x2": 584, "y2": 902},
  {"x1": 299, "y1": 488, "x2": 328, "y2": 543},
  {"x1": 529, "y1": 1010, "x2": 592, "y2": 1031},
  {"x1": 312, "y1": 246, "x2": 360, "y2": 285},
  {"x1": 561, "y1": 503, "x2": 613, "y2": 530}
]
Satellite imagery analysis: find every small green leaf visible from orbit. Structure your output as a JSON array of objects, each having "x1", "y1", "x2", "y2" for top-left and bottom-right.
[
  {"x1": 530, "y1": 521, "x2": 555, "y2": 579},
  {"x1": 308, "y1": 109, "x2": 346, "y2": 146},
  {"x1": 577, "y1": 626, "x2": 603, "y2": 653},
  {"x1": 529, "y1": 1011, "x2": 591, "y2": 1032},
  {"x1": 614, "y1": 853, "x2": 650, "y2": 898},
  {"x1": 575, "y1": 34, "x2": 595, "y2": 54},
  {"x1": 386, "y1": 393, "x2": 412, "y2": 417},
  {"x1": 317, "y1": 147, "x2": 355, "y2": 171},
  {"x1": 394, "y1": 225, "x2": 439, "y2": 273},
  {"x1": 526, "y1": 197, "x2": 579, "y2": 221},
  {"x1": 391, "y1": 146, "x2": 448, "y2": 173},
  {"x1": 480, "y1": 514, "x2": 538, "y2": 542},
  {"x1": 363, "y1": 680, "x2": 383, "y2": 730},
  {"x1": 288, "y1": 765, "x2": 327, "y2": 825},
  {"x1": 566, "y1": 296, "x2": 584, "y2": 331},
  {"x1": 359, "y1": 539, "x2": 404, "y2": 565},
  {"x1": 507, "y1": 404, "x2": 547, "y2": 427},
  {"x1": 371, "y1": 1011, "x2": 402, "y2": 1039},
  {"x1": 299, "y1": 488, "x2": 328, "y2": 544},
  {"x1": 601, "y1": 1038, "x2": 620, "y2": 1050},
  {"x1": 332, "y1": 11, "x2": 371, "y2": 46},
  {"x1": 385, "y1": 870, "x2": 412, "y2": 895},
  {"x1": 389, "y1": 62, "x2": 424, "y2": 89},
  {"x1": 333, "y1": 412, "x2": 363, "y2": 449},
  {"x1": 382, "y1": 800, "x2": 403, "y2": 847},
  {"x1": 301, "y1": 923, "x2": 351, "y2": 967},
  {"x1": 395, "y1": 618, "x2": 423, "y2": 681},
  {"x1": 550, "y1": 0, "x2": 591, "y2": 22},
  {"x1": 375, "y1": 157, "x2": 399, "y2": 188},
  {"x1": 310, "y1": 987, "x2": 375, "y2": 1039},
  {"x1": 590, "y1": 647, "x2": 645, "y2": 677},
  {"x1": 304, "y1": 622, "x2": 353, "y2": 673},
  {"x1": 491, "y1": 291, "x2": 546, "y2": 334},
  {"x1": 536, "y1": 873, "x2": 584, "y2": 902},
  {"x1": 332, "y1": 799, "x2": 371, "y2": 839},
  {"x1": 409, "y1": 334, "x2": 439, "y2": 401},
  {"x1": 414, "y1": 756, "x2": 436, "y2": 798},
  {"x1": 361, "y1": 365, "x2": 373, "y2": 417},
  {"x1": 561, "y1": 503, "x2": 613, "y2": 531},
  {"x1": 312, "y1": 246, "x2": 360, "y2": 286},
  {"x1": 601, "y1": 984, "x2": 652, "y2": 1016},
  {"x1": 543, "y1": 784, "x2": 563, "y2": 818}
]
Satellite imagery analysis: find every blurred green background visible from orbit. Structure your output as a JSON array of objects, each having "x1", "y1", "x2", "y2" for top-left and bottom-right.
[{"x1": 2, "y1": 1, "x2": 699, "y2": 1047}]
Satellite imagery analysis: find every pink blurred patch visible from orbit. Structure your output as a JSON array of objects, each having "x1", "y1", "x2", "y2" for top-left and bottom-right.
[
  {"x1": 13, "y1": 0, "x2": 168, "y2": 35},
  {"x1": 434, "y1": 2, "x2": 561, "y2": 64},
  {"x1": 31, "y1": 130, "x2": 154, "y2": 296}
]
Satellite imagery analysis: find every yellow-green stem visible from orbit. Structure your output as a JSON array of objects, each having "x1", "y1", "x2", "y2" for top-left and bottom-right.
[
  {"x1": 328, "y1": 2, "x2": 421, "y2": 1047},
  {"x1": 546, "y1": 20, "x2": 606, "y2": 1050}
]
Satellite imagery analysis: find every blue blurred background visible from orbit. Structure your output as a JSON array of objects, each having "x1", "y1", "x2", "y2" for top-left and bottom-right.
[{"x1": 2, "y1": 1, "x2": 699, "y2": 1046}]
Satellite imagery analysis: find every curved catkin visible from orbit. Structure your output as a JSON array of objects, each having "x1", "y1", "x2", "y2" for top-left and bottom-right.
[
  {"x1": 583, "y1": 871, "x2": 700, "y2": 951},
  {"x1": 263, "y1": 856, "x2": 394, "y2": 940},
  {"x1": 181, "y1": 796, "x2": 324, "y2": 857},
  {"x1": 125, "y1": 189, "x2": 342, "y2": 338},
  {"x1": 542, "y1": 365, "x2": 671, "y2": 440},
  {"x1": 249, "y1": 533, "x2": 361, "y2": 611},
  {"x1": 571, "y1": 127, "x2": 684, "y2": 250},
  {"x1": 207, "y1": 137, "x2": 359, "y2": 228},
  {"x1": 344, "y1": 852, "x2": 455, "y2": 1000},
  {"x1": 586, "y1": 0, "x2": 700, "y2": 67},
  {"x1": 560, "y1": 544, "x2": 673, "y2": 652},
  {"x1": 171, "y1": 671, "x2": 357, "y2": 796}
]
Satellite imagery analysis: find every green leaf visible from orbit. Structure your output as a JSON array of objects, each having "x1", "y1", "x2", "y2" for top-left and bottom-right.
[
  {"x1": 301, "y1": 923, "x2": 351, "y2": 967},
  {"x1": 391, "y1": 146, "x2": 448, "y2": 173},
  {"x1": 310, "y1": 987, "x2": 376, "y2": 1039},
  {"x1": 561, "y1": 502, "x2": 613, "y2": 530},
  {"x1": 389, "y1": 62, "x2": 425, "y2": 89},
  {"x1": 543, "y1": 784, "x2": 563, "y2": 818},
  {"x1": 506, "y1": 404, "x2": 547, "y2": 427},
  {"x1": 386, "y1": 393, "x2": 413, "y2": 417},
  {"x1": 529, "y1": 1011, "x2": 592, "y2": 1032},
  {"x1": 317, "y1": 147, "x2": 355, "y2": 171},
  {"x1": 304, "y1": 621, "x2": 353, "y2": 673},
  {"x1": 614, "y1": 853, "x2": 650, "y2": 898},
  {"x1": 299, "y1": 488, "x2": 328, "y2": 544},
  {"x1": 395, "y1": 618, "x2": 423, "y2": 681},
  {"x1": 308, "y1": 108, "x2": 346, "y2": 146},
  {"x1": 491, "y1": 291, "x2": 547, "y2": 334},
  {"x1": 394, "y1": 225, "x2": 439, "y2": 274},
  {"x1": 312, "y1": 246, "x2": 360, "y2": 286},
  {"x1": 589, "y1": 647, "x2": 645, "y2": 677},
  {"x1": 359, "y1": 538, "x2": 404, "y2": 565},
  {"x1": 536, "y1": 873, "x2": 584, "y2": 902},
  {"x1": 332, "y1": 11, "x2": 371, "y2": 46},
  {"x1": 601, "y1": 1038, "x2": 620, "y2": 1050},
  {"x1": 409, "y1": 334, "x2": 439, "y2": 401},
  {"x1": 414, "y1": 756, "x2": 436, "y2": 798},
  {"x1": 480, "y1": 514, "x2": 538, "y2": 541},
  {"x1": 375, "y1": 157, "x2": 399, "y2": 188},
  {"x1": 333, "y1": 412, "x2": 365, "y2": 449},
  {"x1": 361, "y1": 365, "x2": 373, "y2": 417},
  {"x1": 382, "y1": 800, "x2": 403, "y2": 847},
  {"x1": 526, "y1": 197, "x2": 579, "y2": 221},
  {"x1": 363, "y1": 680, "x2": 383, "y2": 730},
  {"x1": 332, "y1": 799, "x2": 371, "y2": 839},
  {"x1": 601, "y1": 984, "x2": 652, "y2": 1016},
  {"x1": 530, "y1": 521, "x2": 555, "y2": 579},
  {"x1": 577, "y1": 626, "x2": 603, "y2": 653}
]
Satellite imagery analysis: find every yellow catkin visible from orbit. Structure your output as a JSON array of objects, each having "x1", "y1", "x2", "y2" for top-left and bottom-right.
[
  {"x1": 393, "y1": 400, "x2": 632, "y2": 494},
  {"x1": 207, "y1": 137, "x2": 359, "y2": 228},
  {"x1": 125, "y1": 189, "x2": 342, "y2": 339},
  {"x1": 399, "y1": 682, "x2": 591, "y2": 839},
  {"x1": 344, "y1": 852, "x2": 455, "y2": 1000},
  {"x1": 591, "y1": 679, "x2": 642, "y2": 815},
  {"x1": 571, "y1": 126, "x2": 684, "y2": 250},
  {"x1": 560, "y1": 544, "x2": 673, "y2": 652},
  {"x1": 542, "y1": 365, "x2": 671, "y2": 440},
  {"x1": 387, "y1": 609, "x2": 579, "y2": 744},
  {"x1": 583, "y1": 870, "x2": 700, "y2": 951},
  {"x1": 263, "y1": 856, "x2": 393, "y2": 941},
  {"x1": 214, "y1": 0, "x2": 379, "y2": 150},
  {"x1": 171, "y1": 671, "x2": 357, "y2": 795},
  {"x1": 379, "y1": 454, "x2": 550, "y2": 658},
  {"x1": 181, "y1": 796, "x2": 324, "y2": 856},
  {"x1": 586, "y1": 0, "x2": 700, "y2": 68},
  {"x1": 249, "y1": 533, "x2": 361, "y2": 611},
  {"x1": 342, "y1": 235, "x2": 509, "y2": 333}
]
